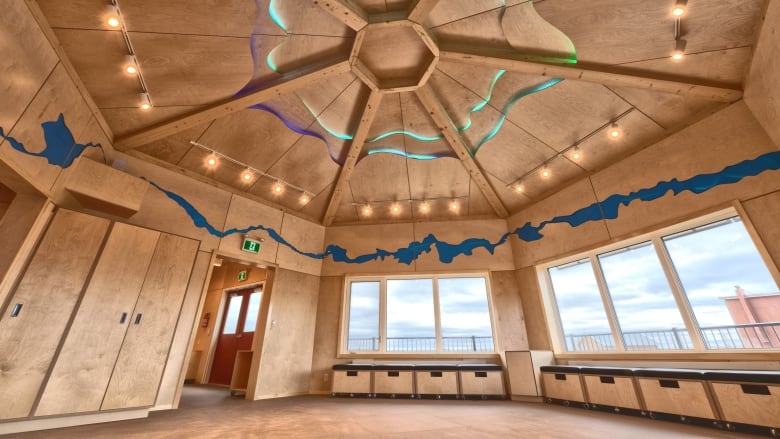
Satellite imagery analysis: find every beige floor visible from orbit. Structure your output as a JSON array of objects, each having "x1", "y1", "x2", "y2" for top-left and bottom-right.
[{"x1": 6, "y1": 386, "x2": 757, "y2": 438}]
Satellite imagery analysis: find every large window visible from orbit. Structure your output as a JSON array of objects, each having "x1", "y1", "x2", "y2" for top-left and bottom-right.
[
  {"x1": 343, "y1": 275, "x2": 495, "y2": 354},
  {"x1": 541, "y1": 209, "x2": 780, "y2": 353}
]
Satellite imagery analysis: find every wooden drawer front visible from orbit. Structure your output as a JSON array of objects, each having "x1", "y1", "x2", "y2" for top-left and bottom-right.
[
  {"x1": 415, "y1": 371, "x2": 458, "y2": 395},
  {"x1": 332, "y1": 371, "x2": 371, "y2": 394},
  {"x1": 711, "y1": 382, "x2": 780, "y2": 427},
  {"x1": 460, "y1": 371, "x2": 504, "y2": 396},
  {"x1": 374, "y1": 371, "x2": 414, "y2": 395},
  {"x1": 582, "y1": 375, "x2": 640, "y2": 409},
  {"x1": 542, "y1": 372, "x2": 585, "y2": 402},
  {"x1": 637, "y1": 378, "x2": 715, "y2": 419}
]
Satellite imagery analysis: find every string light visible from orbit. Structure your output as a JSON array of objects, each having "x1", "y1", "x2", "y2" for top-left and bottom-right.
[
  {"x1": 571, "y1": 146, "x2": 583, "y2": 161},
  {"x1": 361, "y1": 205, "x2": 373, "y2": 217},
  {"x1": 272, "y1": 181, "x2": 285, "y2": 195},
  {"x1": 419, "y1": 202, "x2": 430, "y2": 214},
  {"x1": 299, "y1": 193, "x2": 311, "y2": 205},
  {"x1": 449, "y1": 200, "x2": 459, "y2": 212},
  {"x1": 205, "y1": 153, "x2": 218, "y2": 168},
  {"x1": 390, "y1": 203, "x2": 401, "y2": 215},
  {"x1": 514, "y1": 182, "x2": 525, "y2": 193},
  {"x1": 241, "y1": 169, "x2": 254, "y2": 182}
]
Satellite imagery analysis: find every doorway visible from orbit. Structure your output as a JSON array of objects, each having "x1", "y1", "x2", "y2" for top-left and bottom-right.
[{"x1": 209, "y1": 286, "x2": 262, "y2": 385}]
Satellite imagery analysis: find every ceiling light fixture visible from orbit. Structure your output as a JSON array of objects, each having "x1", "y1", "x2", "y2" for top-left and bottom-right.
[
  {"x1": 109, "y1": 0, "x2": 153, "y2": 112},
  {"x1": 506, "y1": 107, "x2": 635, "y2": 193},
  {"x1": 105, "y1": 5, "x2": 121, "y2": 28},
  {"x1": 190, "y1": 141, "x2": 316, "y2": 208},
  {"x1": 419, "y1": 201, "x2": 430, "y2": 214},
  {"x1": 672, "y1": 0, "x2": 687, "y2": 17},
  {"x1": 361, "y1": 205, "x2": 373, "y2": 217},
  {"x1": 390, "y1": 203, "x2": 401, "y2": 215},
  {"x1": 672, "y1": 38, "x2": 687, "y2": 61},
  {"x1": 608, "y1": 123, "x2": 622, "y2": 139},
  {"x1": 138, "y1": 93, "x2": 152, "y2": 111},
  {"x1": 123, "y1": 55, "x2": 138, "y2": 75},
  {"x1": 449, "y1": 200, "x2": 459, "y2": 212}
]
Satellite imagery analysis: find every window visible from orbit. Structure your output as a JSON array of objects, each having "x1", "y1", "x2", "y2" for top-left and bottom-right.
[
  {"x1": 342, "y1": 274, "x2": 496, "y2": 354},
  {"x1": 541, "y1": 209, "x2": 780, "y2": 352},
  {"x1": 242, "y1": 289, "x2": 262, "y2": 333}
]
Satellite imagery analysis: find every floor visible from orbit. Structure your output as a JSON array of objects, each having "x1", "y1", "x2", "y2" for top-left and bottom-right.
[{"x1": 7, "y1": 385, "x2": 758, "y2": 438}]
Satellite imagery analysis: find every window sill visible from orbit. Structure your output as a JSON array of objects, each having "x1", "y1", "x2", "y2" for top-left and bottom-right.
[
  {"x1": 554, "y1": 350, "x2": 780, "y2": 362},
  {"x1": 337, "y1": 352, "x2": 501, "y2": 361}
]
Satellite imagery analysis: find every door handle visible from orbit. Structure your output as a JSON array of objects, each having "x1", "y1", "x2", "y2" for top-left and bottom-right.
[
  {"x1": 134, "y1": 313, "x2": 143, "y2": 325},
  {"x1": 120, "y1": 312, "x2": 128, "y2": 324},
  {"x1": 10, "y1": 303, "x2": 23, "y2": 317}
]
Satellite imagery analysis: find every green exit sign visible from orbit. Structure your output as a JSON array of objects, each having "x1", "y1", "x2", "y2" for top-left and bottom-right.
[
  {"x1": 242, "y1": 237, "x2": 262, "y2": 254},
  {"x1": 238, "y1": 270, "x2": 248, "y2": 282}
]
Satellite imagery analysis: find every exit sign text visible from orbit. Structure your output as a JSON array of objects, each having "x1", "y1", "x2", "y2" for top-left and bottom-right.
[{"x1": 242, "y1": 238, "x2": 261, "y2": 254}]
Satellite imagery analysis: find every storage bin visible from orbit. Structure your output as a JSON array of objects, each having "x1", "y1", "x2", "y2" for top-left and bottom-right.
[
  {"x1": 373, "y1": 364, "x2": 415, "y2": 398},
  {"x1": 540, "y1": 365, "x2": 585, "y2": 403},
  {"x1": 458, "y1": 364, "x2": 505, "y2": 399},
  {"x1": 415, "y1": 364, "x2": 459, "y2": 399},
  {"x1": 705, "y1": 370, "x2": 780, "y2": 428},
  {"x1": 580, "y1": 367, "x2": 640, "y2": 410},
  {"x1": 331, "y1": 364, "x2": 373, "y2": 397},
  {"x1": 633, "y1": 368, "x2": 715, "y2": 419}
]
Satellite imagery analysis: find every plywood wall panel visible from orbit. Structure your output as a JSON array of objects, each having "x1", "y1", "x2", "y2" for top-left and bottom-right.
[
  {"x1": 515, "y1": 266, "x2": 552, "y2": 351},
  {"x1": 413, "y1": 219, "x2": 514, "y2": 272},
  {"x1": 745, "y1": 0, "x2": 780, "y2": 147},
  {"x1": 276, "y1": 213, "x2": 326, "y2": 276},
  {"x1": 35, "y1": 224, "x2": 161, "y2": 416},
  {"x1": 742, "y1": 190, "x2": 780, "y2": 275},
  {"x1": 592, "y1": 101, "x2": 780, "y2": 239},
  {"x1": 0, "y1": 209, "x2": 109, "y2": 419},
  {"x1": 121, "y1": 0, "x2": 258, "y2": 37},
  {"x1": 508, "y1": 178, "x2": 611, "y2": 269},
  {"x1": 322, "y1": 223, "x2": 416, "y2": 275},
  {"x1": 0, "y1": 1, "x2": 58, "y2": 131},
  {"x1": 218, "y1": 194, "x2": 284, "y2": 265},
  {"x1": 102, "y1": 106, "x2": 200, "y2": 139},
  {"x1": 610, "y1": 87, "x2": 724, "y2": 131},
  {"x1": 253, "y1": 268, "x2": 320, "y2": 398},
  {"x1": 490, "y1": 270, "x2": 529, "y2": 353},
  {"x1": 350, "y1": 154, "x2": 412, "y2": 211},
  {"x1": 0, "y1": 194, "x2": 46, "y2": 284},
  {"x1": 309, "y1": 276, "x2": 343, "y2": 393}
]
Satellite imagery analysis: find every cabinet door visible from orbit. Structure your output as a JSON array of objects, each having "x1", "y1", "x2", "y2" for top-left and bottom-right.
[
  {"x1": 101, "y1": 234, "x2": 199, "y2": 410},
  {"x1": 0, "y1": 210, "x2": 109, "y2": 419},
  {"x1": 35, "y1": 223, "x2": 161, "y2": 416}
]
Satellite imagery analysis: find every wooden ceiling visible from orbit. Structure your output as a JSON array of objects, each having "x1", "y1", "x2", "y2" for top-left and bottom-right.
[{"x1": 37, "y1": 0, "x2": 764, "y2": 225}]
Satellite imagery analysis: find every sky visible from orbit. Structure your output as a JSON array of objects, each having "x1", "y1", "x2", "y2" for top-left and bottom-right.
[{"x1": 549, "y1": 217, "x2": 779, "y2": 349}]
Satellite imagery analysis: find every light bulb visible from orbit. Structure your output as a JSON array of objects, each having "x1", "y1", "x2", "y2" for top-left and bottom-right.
[
  {"x1": 140, "y1": 102, "x2": 151, "y2": 111},
  {"x1": 205, "y1": 154, "x2": 218, "y2": 168},
  {"x1": 672, "y1": 39, "x2": 687, "y2": 61},
  {"x1": 124, "y1": 55, "x2": 138, "y2": 75},
  {"x1": 390, "y1": 204, "x2": 401, "y2": 215},
  {"x1": 419, "y1": 202, "x2": 430, "y2": 214},
  {"x1": 272, "y1": 181, "x2": 284, "y2": 194},
  {"x1": 514, "y1": 183, "x2": 525, "y2": 193},
  {"x1": 449, "y1": 200, "x2": 459, "y2": 212},
  {"x1": 125, "y1": 65, "x2": 137, "y2": 75},
  {"x1": 361, "y1": 205, "x2": 372, "y2": 217},
  {"x1": 299, "y1": 193, "x2": 311, "y2": 205},
  {"x1": 608, "y1": 123, "x2": 621, "y2": 139},
  {"x1": 138, "y1": 93, "x2": 152, "y2": 111},
  {"x1": 571, "y1": 147, "x2": 582, "y2": 161},
  {"x1": 241, "y1": 169, "x2": 253, "y2": 182},
  {"x1": 105, "y1": 5, "x2": 120, "y2": 28},
  {"x1": 541, "y1": 166, "x2": 551, "y2": 178},
  {"x1": 107, "y1": 16, "x2": 120, "y2": 27},
  {"x1": 672, "y1": 0, "x2": 687, "y2": 16}
]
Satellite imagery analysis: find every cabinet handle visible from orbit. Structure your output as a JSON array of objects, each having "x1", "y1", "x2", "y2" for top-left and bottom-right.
[
  {"x1": 10, "y1": 303, "x2": 23, "y2": 317},
  {"x1": 120, "y1": 312, "x2": 128, "y2": 324},
  {"x1": 134, "y1": 313, "x2": 143, "y2": 325}
]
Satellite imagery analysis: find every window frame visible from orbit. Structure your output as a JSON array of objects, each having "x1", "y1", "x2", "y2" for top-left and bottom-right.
[
  {"x1": 538, "y1": 207, "x2": 780, "y2": 356},
  {"x1": 339, "y1": 272, "x2": 499, "y2": 358}
]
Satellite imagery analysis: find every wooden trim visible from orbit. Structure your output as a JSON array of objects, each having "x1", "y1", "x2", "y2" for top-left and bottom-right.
[
  {"x1": 0, "y1": 408, "x2": 149, "y2": 435},
  {"x1": 407, "y1": 0, "x2": 441, "y2": 23},
  {"x1": 322, "y1": 90, "x2": 383, "y2": 226},
  {"x1": 23, "y1": 0, "x2": 116, "y2": 146},
  {"x1": 555, "y1": 351, "x2": 780, "y2": 361},
  {"x1": 415, "y1": 84, "x2": 509, "y2": 218},
  {"x1": 440, "y1": 46, "x2": 743, "y2": 102},
  {"x1": 313, "y1": 0, "x2": 367, "y2": 31},
  {"x1": 115, "y1": 60, "x2": 352, "y2": 150},
  {"x1": 732, "y1": 200, "x2": 780, "y2": 288}
]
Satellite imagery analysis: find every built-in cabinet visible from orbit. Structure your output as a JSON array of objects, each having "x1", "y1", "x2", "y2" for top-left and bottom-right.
[{"x1": 0, "y1": 209, "x2": 199, "y2": 420}]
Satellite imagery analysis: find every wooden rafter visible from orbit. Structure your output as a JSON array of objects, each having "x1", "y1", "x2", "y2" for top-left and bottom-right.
[
  {"x1": 322, "y1": 90, "x2": 384, "y2": 226},
  {"x1": 441, "y1": 46, "x2": 743, "y2": 102},
  {"x1": 408, "y1": 0, "x2": 441, "y2": 23},
  {"x1": 313, "y1": 0, "x2": 367, "y2": 31},
  {"x1": 114, "y1": 60, "x2": 352, "y2": 151},
  {"x1": 415, "y1": 84, "x2": 509, "y2": 218}
]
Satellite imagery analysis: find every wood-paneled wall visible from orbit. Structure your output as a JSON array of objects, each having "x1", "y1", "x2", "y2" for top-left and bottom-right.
[
  {"x1": 309, "y1": 276, "x2": 344, "y2": 394},
  {"x1": 745, "y1": 0, "x2": 780, "y2": 147}
]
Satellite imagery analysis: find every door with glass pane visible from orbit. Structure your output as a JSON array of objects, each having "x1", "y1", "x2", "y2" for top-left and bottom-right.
[{"x1": 209, "y1": 288, "x2": 262, "y2": 385}]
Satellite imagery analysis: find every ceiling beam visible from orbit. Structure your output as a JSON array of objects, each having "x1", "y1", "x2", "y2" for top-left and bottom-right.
[
  {"x1": 322, "y1": 90, "x2": 384, "y2": 226},
  {"x1": 408, "y1": 0, "x2": 441, "y2": 23},
  {"x1": 115, "y1": 60, "x2": 352, "y2": 151},
  {"x1": 440, "y1": 46, "x2": 742, "y2": 102},
  {"x1": 313, "y1": 0, "x2": 368, "y2": 31},
  {"x1": 415, "y1": 84, "x2": 509, "y2": 218}
]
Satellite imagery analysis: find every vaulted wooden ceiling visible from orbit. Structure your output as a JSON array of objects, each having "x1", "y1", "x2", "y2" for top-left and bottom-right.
[{"x1": 37, "y1": 0, "x2": 764, "y2": 225}]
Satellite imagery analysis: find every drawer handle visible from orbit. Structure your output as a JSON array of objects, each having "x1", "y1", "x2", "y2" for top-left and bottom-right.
[
  {"x1": 431, "y1": 371, "x2": 442, "y2": 378},
  {"x1": 475, "y1": 371, "x2": 487, "y2": 378},
  {"x1": 741, "y1": 384, "x2": 770, "y2": 395},
  {"x1": 120, "y1": 312, "x2": 128, "y2": 324},
  {"x1": 134, "y1": 313, "x2": 143, "y2": 325},
  {"x1": 388, "y1": 371, "x2": 399, "y2": 377},
  {"x1": 555, "y1": 373, "x2": 566, "y2": 381},
  {"x1": 659, "y1": 379, "x2": 679, "y2": 388},
  {"x1": 599, "y1": 376, "x2": 615, "y2": 384},
  {"x1": 10, "y1": 303, "x2": 23, "y2": 317},
  {"x1": 346, "y1": 371, "x2": 358, "y2": 377}
]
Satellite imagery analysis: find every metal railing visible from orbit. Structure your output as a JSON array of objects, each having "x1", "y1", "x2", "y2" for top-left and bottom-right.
[
  {"x1": 347, "y1": 336, "x2": 494, "y2": 352},
  {"x1": 565, "y1": 322, "x2": 780, "y2": 351}
]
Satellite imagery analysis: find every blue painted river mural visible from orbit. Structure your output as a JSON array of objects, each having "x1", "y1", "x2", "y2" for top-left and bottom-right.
[{"x1": 0, "y1": 114, "x2": 102, "y2": 168}]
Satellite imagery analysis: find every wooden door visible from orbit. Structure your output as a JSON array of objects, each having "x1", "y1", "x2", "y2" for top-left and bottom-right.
[
  {"x1": 35, "y1": 223, "x2": 160, "y2": 416},
  {"x1": 209, "y1": 288, "x2": 262, "y2": 386},
  {"x1": 0, "y1": 209, "x2": 109, "y2": 419},
  {"x1": 101, "y1": 233, "x2": 199, "y2": 410}
]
